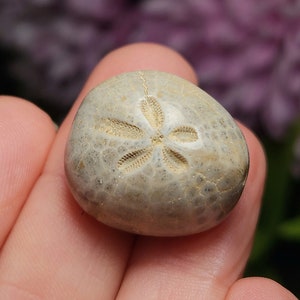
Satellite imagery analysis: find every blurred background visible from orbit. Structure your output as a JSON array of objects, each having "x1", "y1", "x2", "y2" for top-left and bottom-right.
[{"x1": 0, "y1": 0, "x2": 299, "y2": 296}]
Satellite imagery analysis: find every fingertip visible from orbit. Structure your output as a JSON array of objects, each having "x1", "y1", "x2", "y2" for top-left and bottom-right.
[
  {"x1": 97, "y1": 42, "x2": 198, "y2": 83},
  {"x1": 226, "y1": 277, "x2": 298, "y2": 300},
  {"x1": 239, "y1": 122, "x2": 267, "y2": 190},
  {"x1": 0, "y1": 96, "x2": 56, "y2": 245},
  {"x1": 0, "y1": 96, "x2": 57, "y2": 131},
  {"x1": 237, "y1": 123, "x2": 266, "y2": 220}
]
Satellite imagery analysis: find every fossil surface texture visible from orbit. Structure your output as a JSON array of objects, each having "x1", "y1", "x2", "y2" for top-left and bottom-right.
[{"x1": 65, "y1": 70, "x2": 249, "y2": 236}]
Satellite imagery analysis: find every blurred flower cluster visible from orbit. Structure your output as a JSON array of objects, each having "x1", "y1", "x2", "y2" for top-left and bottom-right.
[{"x1": 0, "y1": 0, "x2": 299, "y2": 139}]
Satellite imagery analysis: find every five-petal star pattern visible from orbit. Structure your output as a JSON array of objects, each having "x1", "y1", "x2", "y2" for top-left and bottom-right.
[{"x1": 99, "y1": 96, "x2": 199, "y2": 174}]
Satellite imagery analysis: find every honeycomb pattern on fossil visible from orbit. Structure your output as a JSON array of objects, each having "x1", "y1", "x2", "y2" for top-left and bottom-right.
[{"x1": 65, "y1": 70, "x2": 249, "y2": 236}]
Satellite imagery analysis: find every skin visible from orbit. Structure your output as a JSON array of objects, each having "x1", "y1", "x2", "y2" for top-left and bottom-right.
[{"x1": 0, "y1": 43, "x2": 297, "y2": 300}]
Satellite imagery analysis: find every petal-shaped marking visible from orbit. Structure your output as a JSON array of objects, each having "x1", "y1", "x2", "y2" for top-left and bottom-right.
[
  {"x1": 118, "y1": 147, "x2": 153, "y2": 173},
  {"x1": 97, "y1": 118, "x2": 144, "y2": 139},
  {"x1": 168, "y1": 126, "x2": 198, "y2": 143},
  {"x1": 161, "y1": 147, "x2": 188, "y2": 173},
  {"x1": 141, "y1": 96, "x2": 164, "y2": 130}
]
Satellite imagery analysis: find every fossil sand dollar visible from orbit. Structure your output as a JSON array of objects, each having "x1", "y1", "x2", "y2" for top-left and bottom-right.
[{"x1": 65, "y1": 70, "x2": 249, "y2": 236}]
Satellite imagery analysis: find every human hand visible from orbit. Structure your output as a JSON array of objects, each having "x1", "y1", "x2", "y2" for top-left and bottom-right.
[{"x1": 0, "y1": 43, "x2": 297, "y2": 299}]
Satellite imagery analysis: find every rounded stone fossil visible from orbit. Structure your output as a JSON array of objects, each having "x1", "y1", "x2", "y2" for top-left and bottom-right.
[{"x1": 65, "y1": 70, "x2": 249, "y2": 236}]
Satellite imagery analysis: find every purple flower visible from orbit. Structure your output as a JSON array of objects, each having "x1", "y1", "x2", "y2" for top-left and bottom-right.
[{"x1": 0, "y1": 0, "x2": 299, "y2": 139}]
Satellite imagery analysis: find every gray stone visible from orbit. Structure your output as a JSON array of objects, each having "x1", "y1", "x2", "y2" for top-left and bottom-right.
[{"x1": 65, "y1": 70, "x2": 249, "y2": 236}]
